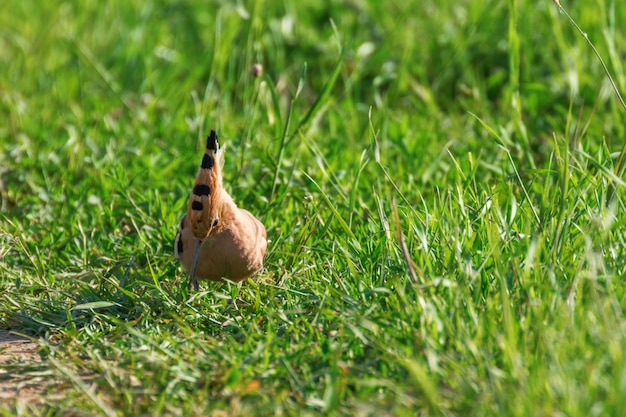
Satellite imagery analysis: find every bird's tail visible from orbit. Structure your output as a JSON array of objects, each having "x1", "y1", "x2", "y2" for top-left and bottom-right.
[{"x1": 187, "y1": 130, "x2": 224, "y2": 240}]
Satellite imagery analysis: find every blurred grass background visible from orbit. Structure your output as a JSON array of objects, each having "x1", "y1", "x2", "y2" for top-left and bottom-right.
[{"x1": 1, "y1": 0, "x2": 625, "y2": 415}]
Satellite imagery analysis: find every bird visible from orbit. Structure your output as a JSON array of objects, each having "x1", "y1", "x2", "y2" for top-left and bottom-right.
[{"x1": 174, "y1": 130, "x2": 267, "y2": 291}]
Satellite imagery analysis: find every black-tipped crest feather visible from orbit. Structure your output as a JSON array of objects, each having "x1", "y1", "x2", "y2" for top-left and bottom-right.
[
  {"x1": 207, "y1": 130, "x2": 219, "y2": 151},
  {"x1": 187, "y1": 130, "x2": 223, "y2": 240}
]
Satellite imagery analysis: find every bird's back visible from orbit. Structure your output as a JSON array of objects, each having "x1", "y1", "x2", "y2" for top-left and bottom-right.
[{"x1": 176, "y1": 195, "x2": 266, "y2": 282}]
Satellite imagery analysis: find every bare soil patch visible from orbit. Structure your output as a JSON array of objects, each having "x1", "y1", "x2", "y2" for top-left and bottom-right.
[{"x1": 0, "y1": 330, "x2": 45, "y2": 402}]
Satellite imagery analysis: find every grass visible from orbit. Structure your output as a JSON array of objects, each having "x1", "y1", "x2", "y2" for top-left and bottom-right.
[{"x1": 1, "y1": 0, "x2": 625, "y2": 415}]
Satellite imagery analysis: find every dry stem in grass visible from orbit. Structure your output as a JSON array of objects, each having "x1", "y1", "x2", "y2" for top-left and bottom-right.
[{"x1": 551, "y1": 0, "x2": 626, "y2": 202}]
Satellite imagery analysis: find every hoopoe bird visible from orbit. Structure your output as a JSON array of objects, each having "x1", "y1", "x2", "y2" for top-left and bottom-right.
[{"x1": 174, "y1": 130, "x2": 267, "y2": 290}]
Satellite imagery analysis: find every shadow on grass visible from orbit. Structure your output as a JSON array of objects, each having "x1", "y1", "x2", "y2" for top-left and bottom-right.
[
  {"x1": 2, "y1": 258, "x2": 180, "y2": 334},
  {"x1": 1, "y1": 255, "x2": 275, "y2": 346}
]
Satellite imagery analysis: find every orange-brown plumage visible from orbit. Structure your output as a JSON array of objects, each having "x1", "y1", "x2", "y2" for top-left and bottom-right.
[{"x1": 175, "y1": 130, "x2": 267, "y2": 290}]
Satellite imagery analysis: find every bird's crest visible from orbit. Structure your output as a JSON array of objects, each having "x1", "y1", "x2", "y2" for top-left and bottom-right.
[{"x1": 187, "y1": 130, "x2": 224, "y2": 240}]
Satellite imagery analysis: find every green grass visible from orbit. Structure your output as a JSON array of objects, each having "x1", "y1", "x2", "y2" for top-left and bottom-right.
[{"x1": 1, "y1": 0, "x2": 626, "y2": 415}]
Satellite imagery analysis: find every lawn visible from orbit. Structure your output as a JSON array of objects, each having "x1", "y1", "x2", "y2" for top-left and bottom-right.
[{"x1": 1, "y1": 0, "x2": 625, "y2": 415}]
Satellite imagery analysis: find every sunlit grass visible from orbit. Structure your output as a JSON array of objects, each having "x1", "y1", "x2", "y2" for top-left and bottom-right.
[{"x1": 1, "y1": 0, "x2": 625, "y2": 415}]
